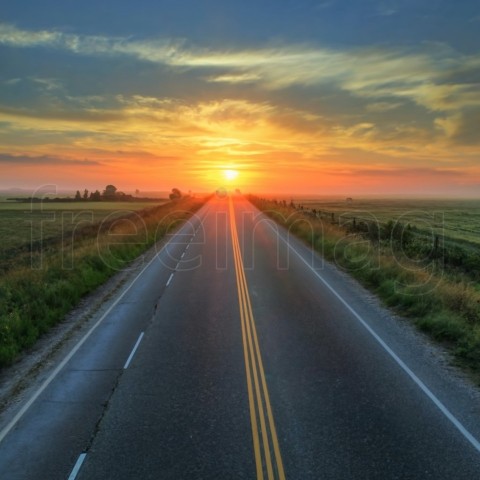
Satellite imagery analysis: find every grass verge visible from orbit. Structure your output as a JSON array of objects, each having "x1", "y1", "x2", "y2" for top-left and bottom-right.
[
  {"x1": 0, "y1": 196, "x2": 206, "y2": 367},
  {"x1": 249, "y1": 196, "x2": 480, "y2": 380}
]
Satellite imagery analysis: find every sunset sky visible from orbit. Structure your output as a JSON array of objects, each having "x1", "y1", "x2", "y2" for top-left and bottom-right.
[{"x1": 1, "y1": 1, "x2": 480, "y2": 195}]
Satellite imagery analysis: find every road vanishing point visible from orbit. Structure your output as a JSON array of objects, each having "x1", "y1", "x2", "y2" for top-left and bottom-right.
[{"x1": 0, "y1": 195, "x2": 480, "y2": 479}]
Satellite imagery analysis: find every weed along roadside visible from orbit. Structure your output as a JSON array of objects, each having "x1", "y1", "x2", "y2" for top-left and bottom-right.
[
  {"x1": 0, "y1": 196, "x2": 207, "y2": 367},
  {"x1": 248, "y1": 195, "x2": 480, "y2": 380}
]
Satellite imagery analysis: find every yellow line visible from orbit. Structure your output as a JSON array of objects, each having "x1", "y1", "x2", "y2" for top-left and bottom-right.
[
  {"x1": 230, "y1": 201, "x2": 263, "y2": 480},
  {"x1": 234, "y1": 230, "x2": 274, "y2": 480},
  {"x1": 245, "y1": 285, "x2": 286, "y2": 480},
  {"x1": 229, "y1": 196, "x2": 286, "y2": 480}
]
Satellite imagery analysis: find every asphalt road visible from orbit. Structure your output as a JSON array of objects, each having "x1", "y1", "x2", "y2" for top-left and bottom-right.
[{"x1": 1, "y1": 195, "x2": 480, "y2": 479}]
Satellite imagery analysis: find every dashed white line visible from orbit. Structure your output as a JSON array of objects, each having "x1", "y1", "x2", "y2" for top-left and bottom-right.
[
  {"x1": 0, "y1": 227, "x2": 181, "y2": 444},
  {"x1": 166, "y1": 273, "x2": 174, "y2": 287},
  {"x1": 68, "y1": 453, "x2": 87, "y2": 480},
  {"x1": 186, "y1": 244, "x2": 190, "y2": 250},
  {"x1": 181, "y1": 252, "x2": 185, "y2": 259},
  {"x1": 0, "y1": 202, "x2": 212, "y2": 447},
  {"x1": 123, "y1": 332, "x2": 145, "y2": 369}
]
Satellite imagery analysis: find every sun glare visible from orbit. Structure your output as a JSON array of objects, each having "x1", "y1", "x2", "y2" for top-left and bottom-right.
[{"x1": 223, "y1": 169, "x2": 239, "y2": 181}]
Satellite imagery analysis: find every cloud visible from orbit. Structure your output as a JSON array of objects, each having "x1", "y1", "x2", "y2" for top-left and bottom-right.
[
  {"x1": 435, "y1": 109, "x2": 480, "y2": 145},
  {"x1": 0, "y1": 103, "x2": 125, "y2": 124},
  {"x1": 349, "y1": 167, "x2": 465, "y2": 177},
  {"x1": 1, "y1": 23, "x2": 479, "y2": 121},
  {"x1": 0, "y1": 23, "x2": 183, "y2": 62},
  {"x1": 4, "y1": 78, "x2": 21, "y2": 86},
  {"x1": 114, "y1": 96, "x2": 267, "y2": 137},
  {"x1": 366, "y1": 101, "x2": 403, "y2": 112},
  {"x1": 0, "y1": 153, "x2": 101, "y2": 165},
  {"x1": 1, "y1": 22, "x2": 479, "y2": 158},
  {"x1": 30, "y1": 77, "x2": 64, "y2": 91},
  {"x1": 206, "y1": 73, "x2": 262, "y2": 84},
  {"x1": 0, "y1": 23, "x2": 63, "y2": 48}
]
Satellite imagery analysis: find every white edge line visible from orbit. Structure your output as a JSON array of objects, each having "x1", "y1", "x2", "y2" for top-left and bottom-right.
[
  {"x1": 166, "y1": 272, "x2": 174, "y2": 287},
  {"x1": 123, "y1": 332, "x2": 145, "y2": 369},
  {"x1": 268, "y1": 221, "x2": 480, "y2": 454},
  {"x1": 0, "y1": 204, "x2": 210, "y2": 445},
  {"x1": 68, "y1": 453, "x2": 87, "y2": 480}
]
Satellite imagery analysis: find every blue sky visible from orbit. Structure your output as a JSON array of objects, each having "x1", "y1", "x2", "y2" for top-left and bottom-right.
[
  {"x1": 3, "y1": 0, "x2": 479, "y2": 50},
  {"x1": 1, "y1": 0, "x2": 479, "y2": 194}
]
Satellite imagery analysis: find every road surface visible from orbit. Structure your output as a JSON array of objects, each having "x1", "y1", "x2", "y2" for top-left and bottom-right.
[{"x1": 0, "y1": 195, "x2": 479, "y2": 479}]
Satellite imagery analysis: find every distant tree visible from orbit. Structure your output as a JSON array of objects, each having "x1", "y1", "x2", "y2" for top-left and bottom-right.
[
  {"x1": 169, "y1": 188, "x2": 182, "y2": 200},
  {"x1": 135, "y1": 189, "x2": 140, "y2": 197},
  {"x1": 90, "y1": 190, "x2": 101, "y2": 201},
  {"x1": 74, "y1": 190, "x2": 82, "y2": 200},
  {"x1": 83, "y1": 189, "x2": 89, "y2": 200},
  {"x1": 103, "y1": 184, "x2": 117, "y2": 198}
]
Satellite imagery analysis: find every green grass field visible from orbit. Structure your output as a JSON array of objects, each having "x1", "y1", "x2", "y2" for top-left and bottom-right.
[
  {"x1": 292, "y1": 197, "x2": 480, "y2": 246},
  {"x1": 0, "y1": 201, "x2": 168, "y2": 252}
]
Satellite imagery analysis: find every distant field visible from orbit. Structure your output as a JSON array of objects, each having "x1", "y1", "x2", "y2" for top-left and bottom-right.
[
  {"x1": 0, "y1": 201, "x2": 169, "y2": 252},
  {"x1": 292, "y1": 197, "x2": 480, "y2": 246}
]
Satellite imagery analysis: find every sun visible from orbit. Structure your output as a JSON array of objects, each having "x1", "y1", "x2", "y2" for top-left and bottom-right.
[{"x1": 223, "y1": 169, "x2": 239, "y2": 181}]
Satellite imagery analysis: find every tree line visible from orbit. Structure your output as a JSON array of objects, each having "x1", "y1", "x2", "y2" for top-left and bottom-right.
[
  {"x1": 8, "y1": 185, "x2": 183, "y2": 203},
  {"x1": 74, "y1": 184, "x2": 134, "y2": 201}
]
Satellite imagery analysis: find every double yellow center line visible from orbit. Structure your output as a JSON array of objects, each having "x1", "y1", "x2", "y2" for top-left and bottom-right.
[{"x1": 229, "y1": 196, "x2": 286, "y2": 480}]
